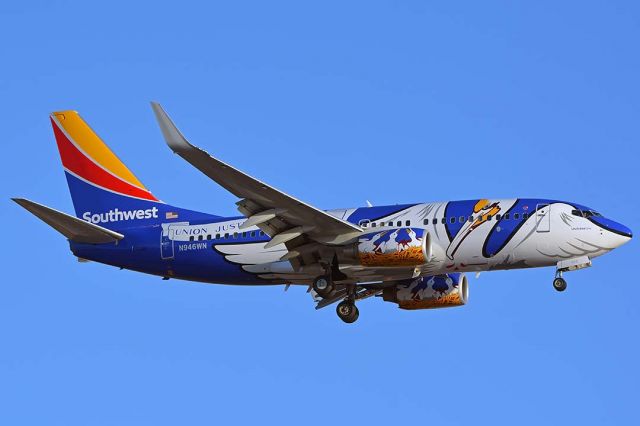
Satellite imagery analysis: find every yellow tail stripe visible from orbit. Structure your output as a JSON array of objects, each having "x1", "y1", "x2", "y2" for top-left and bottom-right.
[{"x1": 52, "y1": 111, "x2": 147, "y2": 190}]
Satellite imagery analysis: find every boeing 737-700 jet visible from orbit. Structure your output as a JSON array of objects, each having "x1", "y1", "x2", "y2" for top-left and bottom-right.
[{"x1": 13, "y1": 104, "x2": 633, "y2": 323}]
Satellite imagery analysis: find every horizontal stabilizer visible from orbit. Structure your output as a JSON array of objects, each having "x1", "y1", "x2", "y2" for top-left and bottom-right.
[{"x1": 12, "y1": 198, "x2": 124, "y2": 244}]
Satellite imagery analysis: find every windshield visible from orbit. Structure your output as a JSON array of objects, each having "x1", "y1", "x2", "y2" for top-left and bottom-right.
[{"x1": 571, "y1": 209, "x2": 602, "y2": 218}]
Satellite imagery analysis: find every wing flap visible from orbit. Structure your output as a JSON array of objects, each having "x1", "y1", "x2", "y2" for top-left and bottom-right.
[{"x1": 12, "y1": 198, "x2": 124, "y2": 244}]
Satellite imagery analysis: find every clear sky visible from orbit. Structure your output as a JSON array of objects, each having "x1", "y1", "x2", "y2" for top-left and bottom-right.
[{"x1": 1, "y1": 1, "x2": 638, "y2": 425}]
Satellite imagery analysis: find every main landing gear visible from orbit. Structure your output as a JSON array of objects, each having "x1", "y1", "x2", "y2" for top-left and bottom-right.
[
  {"x1": 313, "y1": 274, "x2": 360, "y2": 323},
  {"x1": 336, "y1": 284, "x2": 359, "y2": 324},
  {"x1": 553, "y1": 271, "x2": 567, "y2": 292},
  {"x1": 312, "y1": 275, "x2": 335, "y2": 298},
  {"x1": 314, "y1": 255, "x2": 360, "y2": 323},
  {"x1": 336, "y1": 300, "x2": 359, "y2": 323}
]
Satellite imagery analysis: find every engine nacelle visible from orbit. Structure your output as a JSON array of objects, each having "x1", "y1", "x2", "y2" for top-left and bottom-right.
[
  {"x1": 355, "y1": 228, "x2": 432, "y2": 267},
  {"x1": 382, "y1": 273, "x2": 469, "y2": 310}
]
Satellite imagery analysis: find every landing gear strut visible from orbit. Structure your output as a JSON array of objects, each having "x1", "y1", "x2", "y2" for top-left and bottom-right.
[
  {"x1": 313, "y1": 253, "x2": 345, "y2": 299},
  {"x1": 336, "y1": 284, "x2": 359, "y2": 323},
  {"x1": 553, "y1": 271, "x2": 567, "y2": 292}
]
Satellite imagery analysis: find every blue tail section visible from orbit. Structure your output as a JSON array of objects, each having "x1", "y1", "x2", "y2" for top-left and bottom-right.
[
  {"x1": 66, "y1": 172, "x2": 220, "y2": 231},
  {"x1": 50, "y1": 110, "x2": 220, "y2": 231}
]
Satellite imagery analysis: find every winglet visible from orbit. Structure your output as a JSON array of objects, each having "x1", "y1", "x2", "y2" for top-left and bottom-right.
[{"x1": 150, "y1": 102, "x2": 192, "y2": 153}]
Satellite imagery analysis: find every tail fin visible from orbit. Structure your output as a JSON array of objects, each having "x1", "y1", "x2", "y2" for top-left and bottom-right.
[{"x1": 50, "y1": 111, "x2": 163, "y2": 229}]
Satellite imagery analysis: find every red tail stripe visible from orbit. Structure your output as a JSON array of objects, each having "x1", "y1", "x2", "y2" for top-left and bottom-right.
[{"x1": 52, "y1": 118, "x2": 159, "y2": 201}]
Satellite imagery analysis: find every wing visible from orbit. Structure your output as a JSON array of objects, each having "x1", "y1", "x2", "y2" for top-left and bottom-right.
[{"x1": 150, "y1": 103, "x2": 362, "y2": 251}]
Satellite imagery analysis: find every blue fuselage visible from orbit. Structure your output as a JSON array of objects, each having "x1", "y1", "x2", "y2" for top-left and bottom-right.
[{"x1": 70, "y1": 198, "x2": 632, "y2": 286}]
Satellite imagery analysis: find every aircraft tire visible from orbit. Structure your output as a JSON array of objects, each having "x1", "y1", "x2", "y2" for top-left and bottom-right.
[
  {"x1": 553, "y1": 277, "x2": 567, "y2": 292},
  {"x1": 336, "y1": 301, "x2": 359, "y2": 323},
  {"x1": 313, "y1": 275, "x2": 334, "y2": 298}
]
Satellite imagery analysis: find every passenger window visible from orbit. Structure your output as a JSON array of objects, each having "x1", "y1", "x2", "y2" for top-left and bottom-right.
[
  {"x1": 423, "y1": 218, "x2": 429, "y2": 225},
  {"x1": 449, "y1": 217, "x2": 455, "y2": 224},
  {"x1": 433, "y1": 218, "x2": 438, "y2": 224},
  {"x1": 224, "y1": 233, "x2": 229, "y2": 239},
  {"x1": 496, "y1": 214, "x2": 501, "y2": 221},
  {"x1": 487, "y1": 215, "x2": 492, "y2": 221},
  {"x1": 233, "y1": 233, "x2": 238, "y2": 239},
  {"x1": 198, "y1": 235, "x2": 203, "y2": 241},
  {"x1": 388, "y1": 221, "x2": 393, "y2": 227},
  {"x1": 259, "y1": 231, "x2": 264, "y2": 236},
  {"x1": 250, "y1": 231, "x2": 255, "y2": 237},
  {"x1": 504, "y1": 213, "x2": 510, "y2": 220},
  {"x1": 523, "y1": 213, "x2": 529, "y2": 219},
  {"x1": 514, "y1": 213, "x2": 520, "y2": 220},
  {"x1": 379, "y1": 222, "x2": 384, "y2": 227},
  {"x1": 468, "y1": 216, "x2": 473, "y2": 222},
  {"x1": 396, "y1": 221, "x2": 402, "y2": 227},
  {"x1": 459, "y1": 216, "x2": 465, "y2": 223},
  {"x1": 216, "y1": 233, "x2": 220, "y2": 239},
  {"x1": 442, "y1": 218, "x2": 446, "y2": 224},
  {"x1": 207, "y1": 234, "x2": 211, "y2": 240},
  {"x1": 371, "y1": 222, "x2": 376, "y2": 228},
  {"x1": 405, "y1": 220, "x2": 410, "y2": 226},
  {"x1": 189, "y1": 236, "x2": 195, "y2": 241}
]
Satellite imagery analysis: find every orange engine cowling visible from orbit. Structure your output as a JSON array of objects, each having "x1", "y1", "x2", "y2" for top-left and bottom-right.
[
  {"x1": 355, "y1": 228, "x2": 432, "y2": 267},
  {"x1": 382, "y1": 273, "x2": 469, "y2": 310}
]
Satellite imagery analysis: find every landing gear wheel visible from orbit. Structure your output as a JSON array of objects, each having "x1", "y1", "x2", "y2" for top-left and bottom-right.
[
  {"x1": 336, "y1": 301, "x2": 359, "y2": 323},
  {"x1": 553, "y1": 277, "x2": 567, "y2": 292},
  {"x1": 313, "y1": 275, "x2": 334, "y2": 298}
]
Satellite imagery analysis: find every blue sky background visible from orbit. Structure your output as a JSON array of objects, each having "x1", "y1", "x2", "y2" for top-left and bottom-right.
[{"x1": 1, "y1": 1, "x2": 638, "y2": 424}]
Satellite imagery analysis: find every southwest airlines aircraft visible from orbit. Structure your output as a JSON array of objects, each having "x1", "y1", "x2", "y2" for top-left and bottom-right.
[{"x1": 13, "y1": 104, "x2": 632, "y2": 323}]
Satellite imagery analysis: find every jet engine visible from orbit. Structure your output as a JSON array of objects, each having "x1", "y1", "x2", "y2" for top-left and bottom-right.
[
  {"x1": 349, "y1": 228, "x2": 433, "y2": 267},
  {"x1": 382, "y1": 273, "x2": 468, "y2": 310}
]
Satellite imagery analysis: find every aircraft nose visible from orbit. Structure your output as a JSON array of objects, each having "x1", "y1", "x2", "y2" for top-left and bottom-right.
[
  {"x1": 608, "y1": 221, "x2": 632, "y2": 247},
  {"x1": 621, "y1": 224, "x2": 632, "y2": 239},
  {"x1": 590, "y1": 216, "x2": 632, "y2": 247},
  {"x1": 612, "y1": 221, "x2": 632, "y2": 239}
]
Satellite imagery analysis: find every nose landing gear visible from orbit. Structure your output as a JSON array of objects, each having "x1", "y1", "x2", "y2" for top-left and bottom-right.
[
  {"x1": 552, "y1": 256, "x2": 592, "y2": 292},
  {"x1": 553, "y1": 274, "x2": 567, "y2": 292}
]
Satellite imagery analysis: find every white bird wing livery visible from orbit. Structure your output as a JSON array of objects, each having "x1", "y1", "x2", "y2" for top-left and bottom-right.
[{"x1": 151, "y1": 103, "x2": 362, "y2": 247}]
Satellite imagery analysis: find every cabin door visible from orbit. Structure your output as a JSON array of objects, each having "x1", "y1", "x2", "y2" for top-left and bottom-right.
[
  {"x1": 160, "y1": 223, "x2": 177, "y2": 259},
  {"x1": 535, "y1": 204, "x2": 551, "y2": 233}
]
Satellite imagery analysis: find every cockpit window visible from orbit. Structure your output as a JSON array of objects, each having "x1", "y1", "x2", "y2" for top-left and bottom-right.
[{"x1": 571, "y1": 209, "x2": 602, "y2": 218}]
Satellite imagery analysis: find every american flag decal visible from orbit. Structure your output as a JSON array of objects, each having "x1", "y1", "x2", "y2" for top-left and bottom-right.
[{"x1": 165, "y1": 212, "x2": 178, "y2": 219}]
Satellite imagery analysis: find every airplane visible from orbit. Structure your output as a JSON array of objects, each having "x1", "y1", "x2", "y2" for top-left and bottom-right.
[{"x1": 13, "y1": 103, "x2": 633, "y2": 323}]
